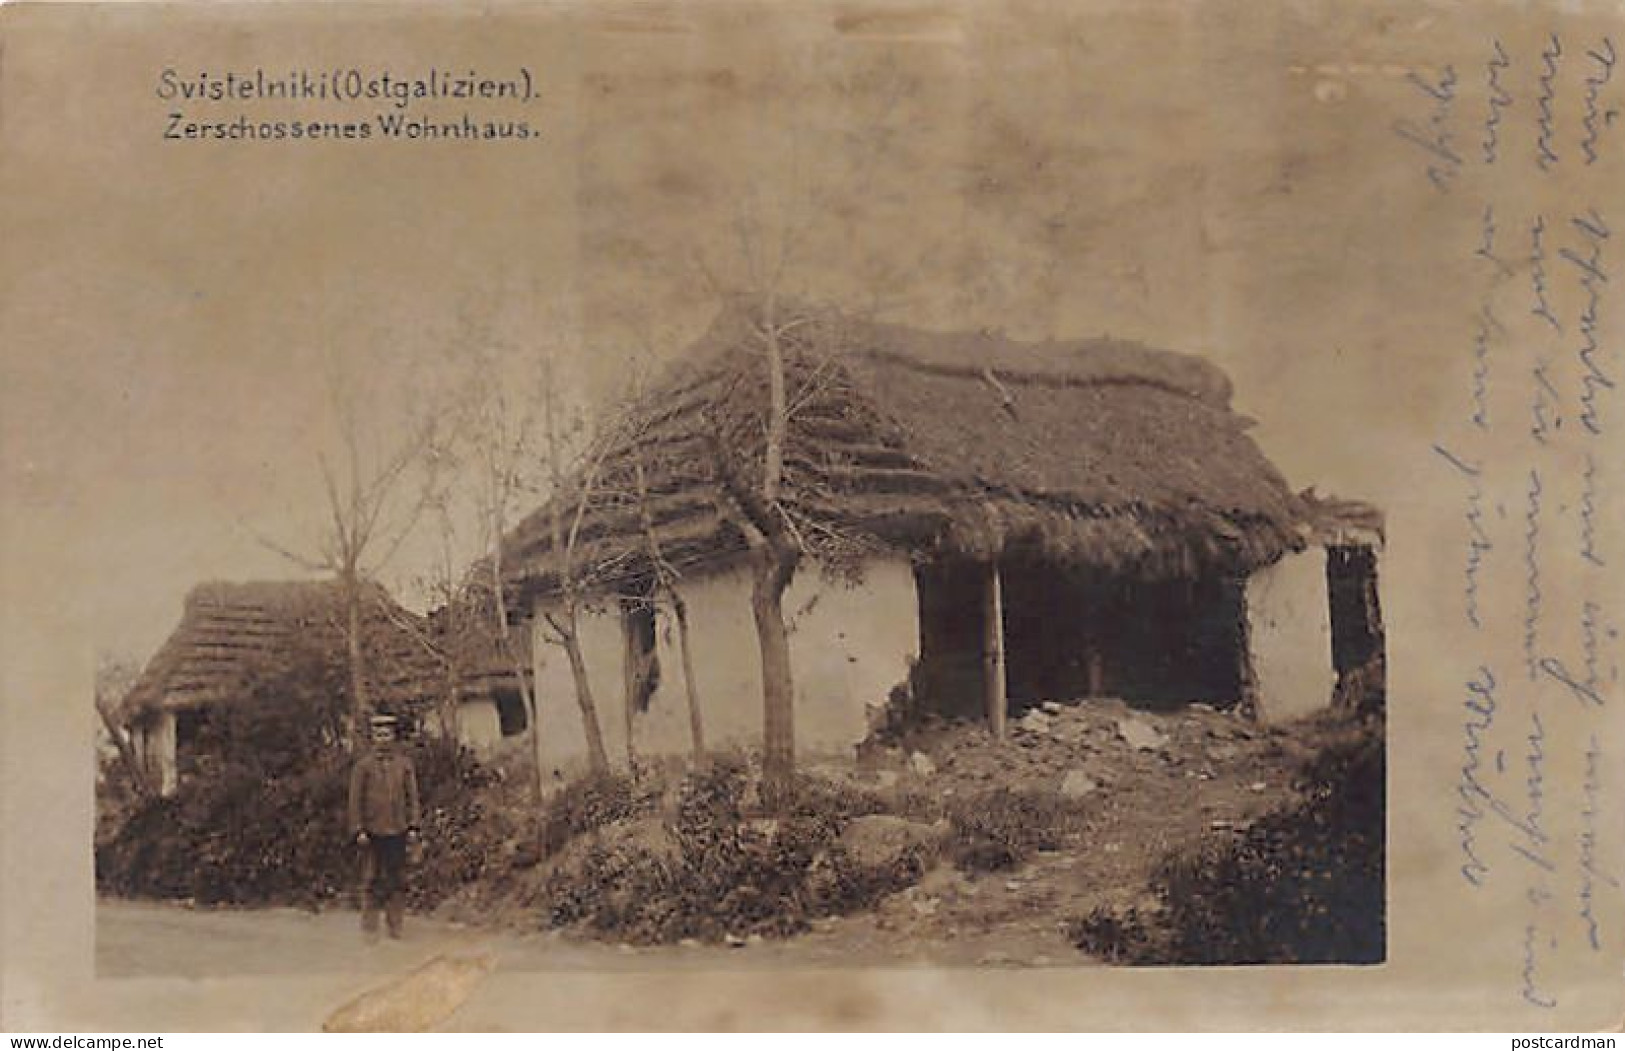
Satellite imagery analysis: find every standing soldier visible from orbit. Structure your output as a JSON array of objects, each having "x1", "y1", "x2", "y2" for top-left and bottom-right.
[{"x1": 347, "y1": 713, "x2": 420, "y2": 940}]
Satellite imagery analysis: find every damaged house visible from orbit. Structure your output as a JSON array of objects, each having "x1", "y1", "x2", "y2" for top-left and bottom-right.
[
  {"x1": 117, "y1": 579, "x2": 531, "y2": 795},
  {"x1": 501, "y1": 305, "x2": 1384, "y2": 774}
]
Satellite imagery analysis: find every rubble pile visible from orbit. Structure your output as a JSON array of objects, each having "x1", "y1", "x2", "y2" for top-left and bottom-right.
[{"x1": 779, "y1": 698, "x2": 1375, "y2": 962}]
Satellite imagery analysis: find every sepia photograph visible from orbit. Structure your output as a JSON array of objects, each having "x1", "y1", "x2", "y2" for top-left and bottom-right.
[
  {"x1": 1, "y1": 0, "x2": 1619, "y2": 1033},
  {"x1": 91, "y1": 305, "x2": 1388, "y2": 977}
]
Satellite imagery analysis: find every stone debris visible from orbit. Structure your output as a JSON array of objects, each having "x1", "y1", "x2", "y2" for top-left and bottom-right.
[
  {"x1": 1115, "y1": 715, "x2": 1168, "y2": 752},
  {"x1": 1016, "y1": 709, "x2": 1052, "y2": 734},
  {"x1": 908, "y1": 751, "x2": 937, "y2": 777},
  {"x1": 837, "y1": 814, "x2": 945, "y2": 870},
  {"x1": 1060, "y1": 770, "x2": 1099, "y2": 799}
]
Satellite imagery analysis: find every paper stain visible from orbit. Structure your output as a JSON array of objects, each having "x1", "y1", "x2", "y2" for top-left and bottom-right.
[
  {"x1": 1314, "y1": 80, "x2": 1350, "y2": 104},
  {"x1": 831, "y1": 3, "x2": 963, "y2": 43},
  {"x1": 321, "y1": 950, "x2": 497, "y2": 1033},
  {"x1": 1288, "y1": 62, "x2": 1416, "y2": 79}
]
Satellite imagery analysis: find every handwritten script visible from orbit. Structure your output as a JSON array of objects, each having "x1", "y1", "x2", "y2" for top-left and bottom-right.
[{"x1": 1426, "y1": 30, "x2": 1620, "y2": 1012}]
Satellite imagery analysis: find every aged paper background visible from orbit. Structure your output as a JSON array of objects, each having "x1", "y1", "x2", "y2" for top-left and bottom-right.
[{"x1": 2, "y1": 0, "x2": 1623, "y2": 1030}]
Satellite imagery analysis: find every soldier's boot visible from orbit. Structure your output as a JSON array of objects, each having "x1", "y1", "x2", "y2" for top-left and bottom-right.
[
  {"x1": 385, "y1": 896, "x2": 404, "y2": 940},
  {"x1": 361, "y1": 891, "x2": 381, "y2": 939}
]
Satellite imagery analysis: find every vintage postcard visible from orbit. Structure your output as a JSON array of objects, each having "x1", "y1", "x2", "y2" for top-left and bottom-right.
[{"x1": 0, "y1": 0, "x2": 1621, "y2": 1032}]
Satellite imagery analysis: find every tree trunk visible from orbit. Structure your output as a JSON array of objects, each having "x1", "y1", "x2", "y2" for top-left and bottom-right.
[
  {"x1": 751, "y1": 543, "x2": 799, "y2": 807},
  {"x1": 509, "y1": 627, "x2": 543, "y2": 802},
  {"x1": 343, "y1": 566, "x2": 371, "y2": 747},
  {"x1": 96, "y1": 702, "x2": 154, "y2": 801},
  {"x1": 633, "y1": 453, "x2": 706, "y2": 765},
  {"x1": 672, "y1": 593, "x2": 706, "y2": 762},
  {"x1": 441, "y1": 658, "x2": 461, "y2": 743},
  {"x1": 559, "y1": 611, "x2": 611, "y2": 775}
]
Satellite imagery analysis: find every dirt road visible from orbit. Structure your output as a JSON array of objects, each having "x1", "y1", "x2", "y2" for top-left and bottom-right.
[{"x1": 92, "y1": 893, "x2": 1095, "y2": 1030}]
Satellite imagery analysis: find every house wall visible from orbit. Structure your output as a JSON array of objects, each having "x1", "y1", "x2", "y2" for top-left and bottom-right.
[
  {"x1": 457, "y1": 698, "x2": 504, "y2": 751},
  {"x1": 530, "y1": 554, "x2": 921, "y2": 776},
  {"x1": 1246, "y1": 548, "x2": 1335, "y2": 722}
]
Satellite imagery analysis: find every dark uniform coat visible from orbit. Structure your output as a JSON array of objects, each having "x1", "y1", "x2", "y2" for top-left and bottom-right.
[{"x1": 347, "y1": 748, "x2": 420, "y2": 838}]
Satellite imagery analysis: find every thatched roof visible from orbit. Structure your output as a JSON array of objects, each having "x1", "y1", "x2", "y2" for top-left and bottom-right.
[
  {"x1": 502, "y1": 304, "x2": 1312, "y2": 598},
  {"x1": 427, "y1": 595, "x2": 535, "y2": 701},
  {"x1": 1300, "y1": 490, "x2": 1385, "y2": 547},
  {"x1": 118, "y1": 580, "x2": 442, "y2": 723}
]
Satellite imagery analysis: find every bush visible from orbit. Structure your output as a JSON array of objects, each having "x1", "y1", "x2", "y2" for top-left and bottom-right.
[
  {"x1": 95, "y1": 635, "x2": 504, "y2": 911},
  {"x1": 538, "y1": 761, "x2": 928, "y2": 945},
  {"x1": 538, "y1": 772, "x2": 647, "y2": 857},
  {"x1": 1066, "y1": 906, "x2": 1166, "y2": 964},
  {"x1": 544, "y1": 819, "x2": 682, "y2": 938},
  {"x1": 946, "y1": 787, "x2": 1072, "y2": 873}
]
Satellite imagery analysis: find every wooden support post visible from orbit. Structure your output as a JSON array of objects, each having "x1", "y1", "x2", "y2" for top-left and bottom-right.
[{"x1": 983, "y1": 560, "x2": 1008, "y2": 738}]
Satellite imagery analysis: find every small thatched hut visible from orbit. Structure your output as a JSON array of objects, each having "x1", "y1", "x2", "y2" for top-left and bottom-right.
[
  {"x1": 425, "y1": 594, "x2": 536, "y2": 753},
  {"x1": 502, "y1": 304, "x2": 1382, "y2": 771},
  {"x1": 118, "y1": 579, "x2": 526, "y2": 794}
]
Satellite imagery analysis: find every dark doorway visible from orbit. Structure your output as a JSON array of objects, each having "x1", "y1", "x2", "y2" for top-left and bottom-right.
[
  {"x1": 1327, "y1": 543, "x2": 1385, "y2": 709},
  {"x1": 493, "y1": 688, "x2": 529, "y2": 737},
  {"x1": 174, "y1": 707, "x2": 210, "y2": 776},
  {"x1": 914, "y1": 557, "x2": 1248, "y2": 719},
  {"x1": 999, "y1": 560, "x2": 1246, "y2": 711},
  {"x1": 913, "y1": 558, "x2": 988, "y2": 720},
  {"x1": 1328, "y1": 545, "x2": 1383, "y2": 672}
]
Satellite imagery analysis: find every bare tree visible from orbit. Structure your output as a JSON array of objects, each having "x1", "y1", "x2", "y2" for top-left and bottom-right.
[
  {"x1": 703, "y1": 293, "x2": 806, "y2": 803},
  {"x1": 533, "y1": 361, "x2": 619, "y2": 776},
  {"x1": 378, "y1": 488, "x2": 468, "y2": 749},
  {"x1": 456, "y1": 331, "x2": 552, "y2": 797},
  {"x1": 249, "y1": 353, "x2": 443, "y2": 746},
  {"x1": 631, "y1": 450, "x2": 707, "y2": 762},
  {"x1": 95, "y1": 651, "x2": 152, "y2": 800},
  {"x1": 434, "y1": 298, "x2": 669, "y2": 784},
  {"x1": 607, "y1": 318, "x2": 710, "y2": 765},
  {"x1": 565, "y1": 49, "x2": 927, "y2": 797},
  {"x1": 679, "y1": 57, "x2": 921, "y2": 804}
]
